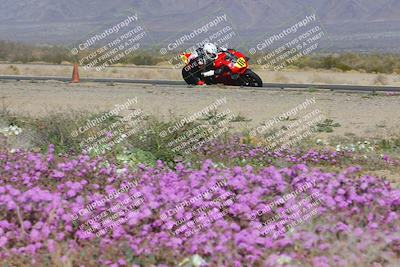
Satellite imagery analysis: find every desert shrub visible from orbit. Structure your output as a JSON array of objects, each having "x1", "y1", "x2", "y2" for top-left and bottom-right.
[
  {"x1": 0, "y1": 40, "x2": 76, "y2": 64},
  {"x1": 29, "y1": 112, "x2": 90, "y2": 153},
  {"x1": 123, "y1": 114, "x2": 226, "y2": 165},
  {"x1": 5, "y1": 111, "x2": 119, "y2": 154},
  {"x1": 376, "y1": 137, "x2": 400, "y2": 152},
  {"x1": 123, "y1": 53, "x2": 164, "y2": 65},
  {"x1": 374, "y1": 74, "x2": 389, "y2": 85},
  {"x1": 7, "y1": 65, "x2": 20, "y2": 75},
  {"x1": 287, "y1": 53, "x2": 400, "y2": 74},
  {"x1": 0, "y1": 108, "x2": 222, "y2": 165},
  {"x1": 1, "y1": 106, "x2": 399, "y2": 172},
  {"x1": 2, "y1": 39, "x2": 399, "y2": 72}
]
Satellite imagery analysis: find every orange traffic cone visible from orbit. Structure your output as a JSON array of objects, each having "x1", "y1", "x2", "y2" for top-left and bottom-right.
[{"x1": 71, "y1": 64, "x2": 80, "y2": 83}]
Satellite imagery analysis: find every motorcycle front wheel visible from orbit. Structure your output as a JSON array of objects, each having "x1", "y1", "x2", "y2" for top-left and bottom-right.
[{"x1": 238, "y1": 69, "x2": 263, "y2": 87}]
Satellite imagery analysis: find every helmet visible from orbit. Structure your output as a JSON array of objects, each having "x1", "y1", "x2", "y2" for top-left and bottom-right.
[{"x1": 203, "y1": 43, "x2": 218, "y2": 60}]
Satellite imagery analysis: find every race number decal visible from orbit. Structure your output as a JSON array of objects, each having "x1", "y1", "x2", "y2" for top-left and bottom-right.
[{"x1": 235, "y1": 57, "x2": 246, "y2": 68}]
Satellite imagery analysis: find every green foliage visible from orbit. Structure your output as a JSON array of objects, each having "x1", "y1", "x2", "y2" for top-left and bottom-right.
[
  {"x1": 251, "y1": 51, "x2": 400, "y2": 74},
  {"x1": 2, "y1": 40, "x2": 400, "y2": 72},
  {"x1": 1, "y1": 105, "x2": 218, "y2": 165},
  {"x1": 123, "y1": 53, "x2": 164, "y2": 65},
  {"x1": 0, "y1": 110, "x2": 122, "y2": 154},
  {"x1": 3, "y1": 103, "x2": 400, "y2": 173},
  {"x1": 0, "y1": 40, "x2": 164, "y2": 65},
  {"x1": 376, "y1": 138, "x2": 400, "y2": 152},
  {"x1": 116, "y1": 148, "x2": 157, "y2": 168},
  {"x1": 230, "y1": 114, "x2": 251, "y2": 122},
  {"x1": 0, "y1": 40, "x2": 74, "y2": 64},
  {"x1": 30, "y1": 113, "x2": 89, "y2": 153},
  {"x1": 290, "y1": 53, "x2": 400, "y2": 74},
  {"x1": 124, "y1": 117, "x2": 206, "y2": 165},
  {"x1": 314, "y1": 119, "x2": 341, "y2": 133}
]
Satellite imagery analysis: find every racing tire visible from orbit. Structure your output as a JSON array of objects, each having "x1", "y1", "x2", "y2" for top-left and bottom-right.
[{"x1": 239, "y1": 69, "x2": 263, "y2": 87}]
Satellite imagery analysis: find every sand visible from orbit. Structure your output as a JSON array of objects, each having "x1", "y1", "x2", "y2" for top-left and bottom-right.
[
  {"x1": 1, "y1": 63, "x2": 400, "y2": 86},
  {"x1": 1, "y1": 80, "x2": 399, "y2": 139}
]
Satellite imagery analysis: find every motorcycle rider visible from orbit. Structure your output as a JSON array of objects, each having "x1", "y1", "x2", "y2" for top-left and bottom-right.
[{"x1": 182, "y1": 42, "x2": 227, "y2": 86}]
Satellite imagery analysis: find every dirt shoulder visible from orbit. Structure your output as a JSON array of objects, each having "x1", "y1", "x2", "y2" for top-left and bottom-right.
[
  {"x1": 1, "y1": 63, "x2": 400, "y2": 86},
  {"x1": 1, "y1": 80, "x2": 399, "y2": 139}
]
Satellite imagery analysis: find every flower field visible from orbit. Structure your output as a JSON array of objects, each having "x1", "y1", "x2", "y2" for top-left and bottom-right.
[
  {"x1": 0, "y1": 111, "x2": 399, "y2": 267},
  {"x1": 1, "y1": 138, "x2": 400, "y2": 266}
]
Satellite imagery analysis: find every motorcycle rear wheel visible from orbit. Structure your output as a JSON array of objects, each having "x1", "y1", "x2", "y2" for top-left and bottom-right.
[{"x1": 239, "y1": 70, "x2": 263, "y2": 87}]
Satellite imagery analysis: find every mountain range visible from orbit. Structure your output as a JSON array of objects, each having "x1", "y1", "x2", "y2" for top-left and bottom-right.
[{"x1": 1, "y1": 0, "x2": 399, "y2": 52}]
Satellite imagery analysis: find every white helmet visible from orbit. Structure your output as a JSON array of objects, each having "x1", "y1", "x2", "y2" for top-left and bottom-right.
[{"x1": 203, "y1": 43, "x2": 218, "y2": 60}]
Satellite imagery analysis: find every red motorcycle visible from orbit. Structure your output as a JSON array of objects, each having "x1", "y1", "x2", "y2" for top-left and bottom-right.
[{"x1": 180, "y1": 49, "x2": 263, "y2": 87}]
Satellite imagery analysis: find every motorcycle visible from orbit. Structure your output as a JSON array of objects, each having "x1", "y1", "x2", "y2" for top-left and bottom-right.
[{"x1": 180, "y1": 49, "x2": 263, "y2": 87}]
